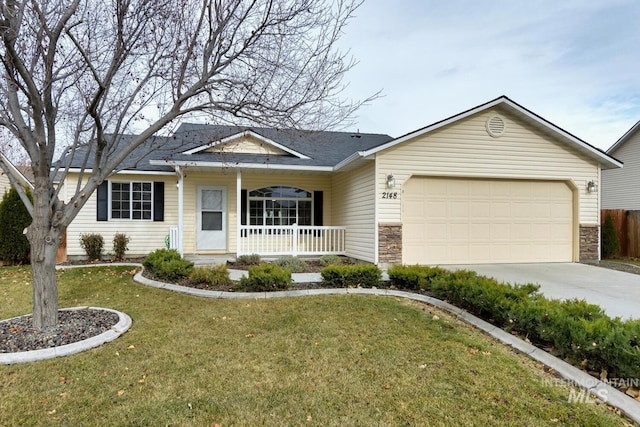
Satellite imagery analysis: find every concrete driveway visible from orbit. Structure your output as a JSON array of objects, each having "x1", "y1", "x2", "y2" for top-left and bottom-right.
[{"x1": 442, "y1": 263, "x2": 640, "y2": 320}]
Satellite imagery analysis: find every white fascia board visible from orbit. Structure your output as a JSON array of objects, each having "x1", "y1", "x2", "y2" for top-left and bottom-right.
[
  {"x1": 0, "y1": 152, "x2": 33, "y2": 188},
  {"x1": 149, "y1": 159, "x2": 333, "y2": 172},
  {"x1": 606, "y1": 120, "x2": 640, "y2": 154},
  {"x1": 333, "y1": 151, "x2": 375, "y2": 171},
  {"x1": 61, "y1": 168, "x2": 177, "y2": 176},
  {"x1": 181, "y1": 130, "x2": 311, "y2": 159}
]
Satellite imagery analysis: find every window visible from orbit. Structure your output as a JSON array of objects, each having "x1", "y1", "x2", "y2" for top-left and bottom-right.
[
  {"x1": 111, "y1": 181, "x2": 152, "y2": 220},
  {"x1": 248, "y1": 186, "x2": 313, "y2": 226}
]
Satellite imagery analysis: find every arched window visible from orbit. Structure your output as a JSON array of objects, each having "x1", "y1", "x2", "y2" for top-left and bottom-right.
[{"x1": 249, "y1": 186, "x2": 313, "y2": 226}]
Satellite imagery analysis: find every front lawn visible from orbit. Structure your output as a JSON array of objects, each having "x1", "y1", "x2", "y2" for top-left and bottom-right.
[{"x1": 0, "y1": 266, "x2": 630, "y2": 426}]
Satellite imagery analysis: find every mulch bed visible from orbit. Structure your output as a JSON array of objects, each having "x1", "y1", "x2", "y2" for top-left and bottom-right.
[{"x1": 0, "y1": 309, "x2": 119, "y2": 353}]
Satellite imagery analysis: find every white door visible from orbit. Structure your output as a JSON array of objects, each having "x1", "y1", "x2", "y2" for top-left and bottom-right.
[
  {"x1": 402, "y1": 178, "x2": 574, "y2": 264},
  {"x1": 197, "y1": 186, "x2": 227, "y2": 251}
]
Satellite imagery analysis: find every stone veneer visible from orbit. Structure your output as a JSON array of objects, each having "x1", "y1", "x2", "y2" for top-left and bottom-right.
[
  {"x1": 579, "y1": 225, "x2": 599, "y2": 261},
  {"x1": 378, "y1": 223, "x2": 402, "y2": 265}
]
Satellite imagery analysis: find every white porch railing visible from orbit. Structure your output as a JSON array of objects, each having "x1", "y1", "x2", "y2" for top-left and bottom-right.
[{"x1": 238, "y1": 224, "x2": 346, "y2": 256}]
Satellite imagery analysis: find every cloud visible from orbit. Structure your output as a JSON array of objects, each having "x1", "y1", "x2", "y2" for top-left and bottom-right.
[{"x1": 339, "y1": 0, "x2": 640, "y2": 149}]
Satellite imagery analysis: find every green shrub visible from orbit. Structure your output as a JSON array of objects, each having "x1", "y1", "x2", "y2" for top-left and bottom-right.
[
  {"x1": 189, "y1": 264, "x2": 232, "y2": 286},
  {"x1": 79, "y1": 233, "x2": 104, "y2": 260},
  {"x1": 601, "y1": 213, "x2": 620, "y2": 258},
  {"x1": 143, "y1": 248, "x2": 194, "y2": 280},
  {"x1": 239, "y1": 264, "x2": 291, "y2": 292},
  {"x1": 387, "y1": 265, "x2": 449, "y2": 290},
  {"x1": 112, "y1": 232, "x2": 130, "y2": 261},
  {"x1": 236, "y1": 253, "x2": 261, "y2": 265},
  {"x1": 320, "y1": 264, "x2": 382, "y2": 288},
  {"x1": 273, "y1": 256, "x2": 308, "y2": 273},
  {"x1": 429, "y1": 270, "x2": 539, "y2": 325},
  {"x1": 320, "y1": 255, "x2": 343, "y2": 266},
  {"x1": 0, "y1": 187, "x2": 32, "y2": 264}
]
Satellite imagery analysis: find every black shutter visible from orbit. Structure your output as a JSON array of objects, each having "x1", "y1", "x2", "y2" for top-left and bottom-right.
[
  {"x1": 153, "y1": 181, "x2": 164, "y2": 221},
  {"x1": 97, "y1": 181, "x2": 108, "y2": 221},
  {"x1": 313, "y1": 191, "x2": 323, "y2": 226},
  {"x1": 241, "y1": 189, "x2": 247, "y2": 225}
]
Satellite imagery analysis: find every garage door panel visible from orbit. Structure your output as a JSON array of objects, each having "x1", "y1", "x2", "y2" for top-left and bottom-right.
[{"x1": 402, "y1": 178, "x2": 573, "y2": 264}]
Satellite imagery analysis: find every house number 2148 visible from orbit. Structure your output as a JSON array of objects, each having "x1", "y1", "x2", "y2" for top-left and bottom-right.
[{"x1": 382, "y1": 192, "x2": 398, "y2": 199}]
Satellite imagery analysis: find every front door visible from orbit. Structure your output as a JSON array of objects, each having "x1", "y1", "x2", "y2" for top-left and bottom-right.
[{"x1": 197, "y1": 186, "x2": 227, "y2": 250}]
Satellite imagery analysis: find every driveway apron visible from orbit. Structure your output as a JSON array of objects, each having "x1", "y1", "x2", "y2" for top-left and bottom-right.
[{"x1": 442, "y1": 263, "x2": 640, "y2": 320}]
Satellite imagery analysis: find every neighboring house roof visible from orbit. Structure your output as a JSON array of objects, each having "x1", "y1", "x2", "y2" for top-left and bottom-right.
[
  {"x1": 0, "y1": 152, "x2": 33, "y2": 189},
  {"x1": 606, "y1": 119, "x2": 640, "y2": 155},
  {"x1": 357, "y1": 96, "x2": 622, "y2": 170}
]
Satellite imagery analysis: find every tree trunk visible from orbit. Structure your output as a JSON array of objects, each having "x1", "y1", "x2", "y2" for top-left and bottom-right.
[{"x1": 27, "y1": 180, "x2": 60, "y2": 330}]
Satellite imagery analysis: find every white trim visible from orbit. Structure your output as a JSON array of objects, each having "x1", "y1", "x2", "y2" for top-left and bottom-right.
[
  {"x1": 236, "y1": 170, "x2": 241, "y2": 257},
  {"x1": 176, "y1": 166, "x2": 184, "y2": 256},
  {"x1": 0, "y1": 152, "x2": 32, "y2": 189},
  {"x1": 108, "y1": 180, "x2": 154, "y2": 221},
  {"x1": 182, "y1": 130, "x2": 311, "y2": 159},
  {"x1": 61, "y1": 168, "x2": 176, "y2": 176},
  {"x1": 606, "y1": 119, "x2": 640, "y2": 154},
  {"x1": 149, "y1": 159, "x2": 333, "y2": 172}
]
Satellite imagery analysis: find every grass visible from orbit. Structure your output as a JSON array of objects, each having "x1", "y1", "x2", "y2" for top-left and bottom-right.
[{"x1": 0, "y1": 266, "x2": 632, "y2": 426}]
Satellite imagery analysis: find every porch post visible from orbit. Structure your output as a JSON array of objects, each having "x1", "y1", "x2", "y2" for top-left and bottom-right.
[
  {"x1": 176, "y1": 166, "x2": 184, "y2": 256},
  {"x1": 237, "y1": 169, "x2": 242, "y2": 256}
]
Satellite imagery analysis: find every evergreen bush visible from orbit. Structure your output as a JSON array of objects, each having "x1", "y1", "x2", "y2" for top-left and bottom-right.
[
  {"x1": 143, "y1": 248, "x2": 194, "y2": 280},
  {"x1": 0, "y1": 187, "x2": 32, "y2": 264},
  {"x1": 387, "y1": 264, "x2": 449, "y2": 290},
  {"x1": 601, "y1": 213, "x2": 620, "y2": 258},
  {"x1": 189, "y1": 264, "x2": 232, "y2": 286},
  {"x1": 79, "y1": 233, "x2": 104, "y2": 260},
  {"x1": 320, "y1": 264, "x2": 382, "y2": 288},
  {"x1": 239, "y1": 264, "x2": 291, "y2": 291}
]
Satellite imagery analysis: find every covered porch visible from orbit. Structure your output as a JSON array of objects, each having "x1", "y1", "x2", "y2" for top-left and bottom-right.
[{"x1": 169, "y1": 167, "x2": 347, "y2": 258}]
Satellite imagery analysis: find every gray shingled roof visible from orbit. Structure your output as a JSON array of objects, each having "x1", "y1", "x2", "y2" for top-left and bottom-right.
[{"x1": 57, "y1": 123, "x2": 393, "y2": 172}]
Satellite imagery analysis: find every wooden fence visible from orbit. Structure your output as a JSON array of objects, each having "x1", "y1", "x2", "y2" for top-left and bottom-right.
[{"x1": 601, "y1": 209, "x2": 640, "y2": 257}]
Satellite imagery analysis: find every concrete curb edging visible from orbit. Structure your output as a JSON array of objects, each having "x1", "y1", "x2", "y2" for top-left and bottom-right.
[
  {"x1": 0, "y1": 307, "x2": 132, "y2": 365},
  {"x1": 134, "y1": 270, "x2": 640, "y2": 424}
]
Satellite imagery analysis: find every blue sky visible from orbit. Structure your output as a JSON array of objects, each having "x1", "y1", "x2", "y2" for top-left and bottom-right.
[{"x1": 338, "y1": 0, "x2": 640, "y2": 150}]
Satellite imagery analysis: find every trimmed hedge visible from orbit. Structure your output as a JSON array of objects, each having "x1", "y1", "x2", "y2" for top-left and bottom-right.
[
  {"x1": 321, "y1": 264, "x2": 381, "y2": 288},
  {"x1": 387, "y1": 264, "x2": 449, "y2": 290},
  {"x1": 190, "y1": 264, "x2": 232, "y2": 286},
  {"x1": 388, "y1": 265, "x2": 640, "y2": 379},
  {"x1": 143, "y1": 249, "x2": 194, "y2": 281},
  {"x1": 240, "y1": 264, "x2": 291, "y2": 292}
]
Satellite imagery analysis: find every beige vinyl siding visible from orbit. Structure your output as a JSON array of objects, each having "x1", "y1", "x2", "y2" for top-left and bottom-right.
[
  {"x1": 181, "y1": 171, "x2": 331, "y2": 254},
  {"x1": 331, "y1": 163, "x2": 376, "y2": 263},
  {"x1": 65, "y1": 173, "x2": 178, "y2": 257},
  {"x1": 206, "y1": 136, "x2": 287, "y2": 156},
  {"x1": 376, "y1": 108, "x2": 600, "y2": 225},
  {"x1": 602, "y1": 131, "x2": 640, "y2": 209},
  {"x1": 0, "y1": 173, "x2": 10, "y2": 195}
]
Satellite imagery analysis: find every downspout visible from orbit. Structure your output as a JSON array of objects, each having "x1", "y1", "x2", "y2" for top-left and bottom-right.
[
  {"x1": 237, "y1": 169, "x2": 242, "y2": 256},
  {"x1": 175, "y1": 166, "x2": 184, "y2": 256}
]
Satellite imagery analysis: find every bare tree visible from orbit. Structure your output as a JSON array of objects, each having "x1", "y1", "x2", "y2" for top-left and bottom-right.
[{"x1": 0, "y1": 0, "x2": 370, "y2": 329}]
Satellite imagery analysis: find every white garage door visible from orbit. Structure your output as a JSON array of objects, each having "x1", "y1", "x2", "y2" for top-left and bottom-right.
[{"x1": 402, "y1": 178, "x2": 574, "y2": 264}]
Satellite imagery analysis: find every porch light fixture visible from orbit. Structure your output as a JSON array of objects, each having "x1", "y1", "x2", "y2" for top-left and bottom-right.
[
  {"x1": 587, "y1": 180, "x2": 597, "y2": 193},
  {"x1": 386, "y1": 174, "x2": 396, "y2": 189}
]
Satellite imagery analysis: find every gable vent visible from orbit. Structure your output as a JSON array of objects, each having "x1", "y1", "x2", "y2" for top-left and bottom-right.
[{"x1": 486, "y1": 115, "x2": 506, "y2": 137}]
